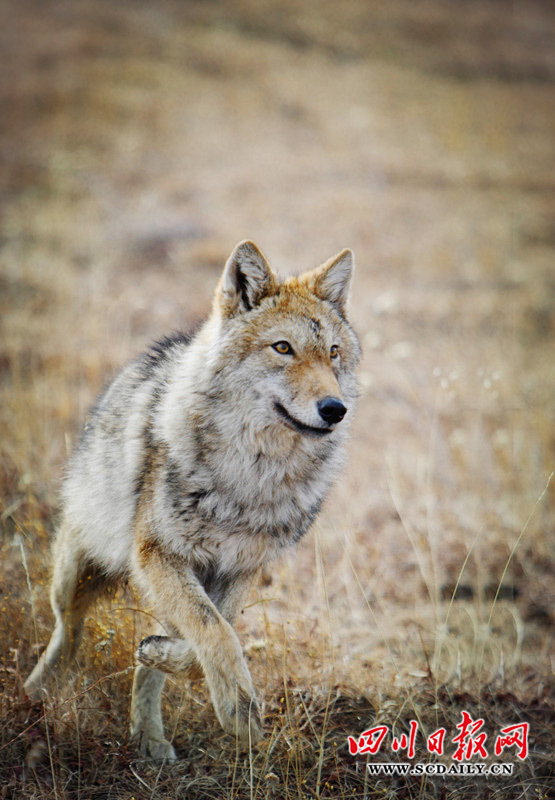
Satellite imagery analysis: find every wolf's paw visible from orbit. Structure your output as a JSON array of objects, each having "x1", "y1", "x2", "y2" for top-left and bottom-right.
[
  {"x1": 235, "y1": 691, "x2": 264, "y2": 745},
  {"x1": 136, "y1": 635, "x2": 172, "y2": 669},
  {"x1": 131, "y1": 728, "x2": 177, "y2": 763},
  {"x1": 23, "y1": 680, "x2": 46, "y2": 703},
  {"x1": 136, "y1": 635, "x2": 198, "y2": 675},
  {"x1": 210, "y1": 675, "x2": 264, "y2": 745}
]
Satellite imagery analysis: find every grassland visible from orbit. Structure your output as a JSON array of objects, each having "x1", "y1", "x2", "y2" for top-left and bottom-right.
[{"x1": 1, "y1": 1, "x2": 553, "y2": 797}]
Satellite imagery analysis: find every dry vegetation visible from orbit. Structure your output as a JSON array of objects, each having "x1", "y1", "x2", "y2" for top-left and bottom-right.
[{"x1": 1, "y1": 1, "x2": 554, "y2": 798}]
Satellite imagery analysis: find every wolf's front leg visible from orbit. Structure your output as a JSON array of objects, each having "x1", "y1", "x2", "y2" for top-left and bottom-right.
[
  {"x1": 137, "y1": 577, "x2": 251, "y2": 673},
  {"x1": 133, "y1": 544, "x2": 263, "y2": 745}
]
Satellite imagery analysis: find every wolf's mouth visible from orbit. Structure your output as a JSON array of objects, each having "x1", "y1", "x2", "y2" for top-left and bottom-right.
[{"x1": 274, "y1": 402, "x2": 333, "y2": 438}]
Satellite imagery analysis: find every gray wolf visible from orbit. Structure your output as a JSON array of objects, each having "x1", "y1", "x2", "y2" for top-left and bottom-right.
[{"x1": 25, "y1": 240, "x2": 361, "y2": 760}]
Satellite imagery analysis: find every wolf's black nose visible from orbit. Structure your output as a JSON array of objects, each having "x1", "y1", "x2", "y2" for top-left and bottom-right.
[{"x1": 317, "y1": 397, "x2": 347, "y2": 425}]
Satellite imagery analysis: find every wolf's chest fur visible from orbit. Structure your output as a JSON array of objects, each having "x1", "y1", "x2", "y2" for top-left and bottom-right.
[{"x1": 146, "y1": 409, "x2": 341, "y2": 577}]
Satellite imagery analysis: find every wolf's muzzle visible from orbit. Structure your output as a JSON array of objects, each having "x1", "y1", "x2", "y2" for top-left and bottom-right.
[{"x1": 317, "y1": 396, "x2": 347, "y2": 425}]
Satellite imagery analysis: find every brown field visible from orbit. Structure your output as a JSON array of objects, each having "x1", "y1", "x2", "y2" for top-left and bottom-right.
[{"x1": 1, "y1": 1, "x2": 553, "y2": 798}]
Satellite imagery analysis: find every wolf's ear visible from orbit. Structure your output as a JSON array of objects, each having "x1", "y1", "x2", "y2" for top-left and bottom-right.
[
  {"x1": 304, "y1": 249, "x2": 354, "y2": 314},
  {"x1": 218, "y1": 240, "x2": 277, "y2": 315}
]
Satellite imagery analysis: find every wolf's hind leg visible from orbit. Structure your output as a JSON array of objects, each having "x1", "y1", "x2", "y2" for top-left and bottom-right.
[
  {"x1": 25, "y1": 524, "x2": 111, "y2": 699},
  {"x1": 130, "y1": 665, "x2": 177, "y2": 762}
]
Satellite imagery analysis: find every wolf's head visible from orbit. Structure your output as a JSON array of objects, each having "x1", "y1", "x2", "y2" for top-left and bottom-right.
[{"x1": 206, "y1": 240, "x2": 360, "y2": 449}]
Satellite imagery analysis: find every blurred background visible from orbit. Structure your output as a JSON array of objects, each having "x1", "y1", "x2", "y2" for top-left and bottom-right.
[{"x1": 1, "y1": 1, "x2": 553, "y2": 797}]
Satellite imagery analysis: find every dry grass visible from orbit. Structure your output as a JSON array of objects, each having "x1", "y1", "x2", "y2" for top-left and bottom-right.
[{"x1": 1, "y1": 1, "x2": 553, "y2": 798}]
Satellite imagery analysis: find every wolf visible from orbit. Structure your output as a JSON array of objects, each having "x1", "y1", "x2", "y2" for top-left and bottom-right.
[{"x1": 25, "y1": 240, "x2": 361, "y2": 760}]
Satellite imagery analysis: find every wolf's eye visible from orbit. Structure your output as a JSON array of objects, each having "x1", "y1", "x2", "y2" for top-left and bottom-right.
[
  {"x1": 330, "y1": 345, "x2": 339, "y2": 359},
  {"x1": 272, "y1": 341, "x2": 293, "y2": 355}
]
